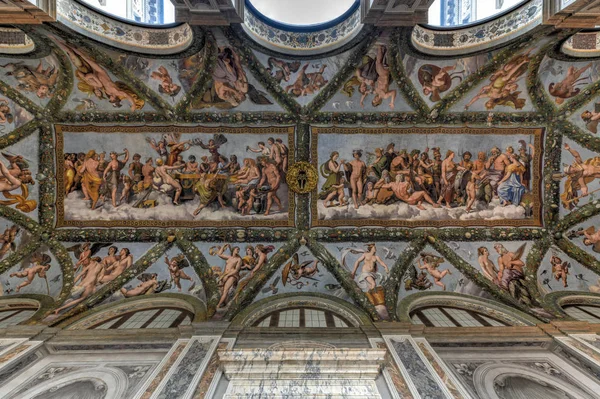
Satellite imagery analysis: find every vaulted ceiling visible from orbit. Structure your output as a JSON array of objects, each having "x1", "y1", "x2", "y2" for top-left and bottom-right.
[{"x1": 0, "y1": 4, "x2": 599, "y2": 329}]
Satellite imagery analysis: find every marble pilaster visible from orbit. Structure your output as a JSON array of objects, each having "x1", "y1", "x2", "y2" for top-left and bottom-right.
[
  {"x1": 0, "y1": 339, "x2": 44, "y2": 386},
  {"x1": 384, "y1": 335, "x2": 461, "y2": 399},
  {"x1": 133, "y1": 336, "x2": 220, "y2": 399},
  {"x1": 555, "y1": 335, "x2": 600, "y2": 366}
]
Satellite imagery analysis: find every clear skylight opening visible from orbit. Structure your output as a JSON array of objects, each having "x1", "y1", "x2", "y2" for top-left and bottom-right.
[
  {"x1": 80, "y1": 0, "x2": 175, "y2": 25},
  {"x1": 248, "y1": 0, "x2": 356, "y2": 27},
  {"x1": 428, "y1": 0, "x2": 526, "y2": 27}
]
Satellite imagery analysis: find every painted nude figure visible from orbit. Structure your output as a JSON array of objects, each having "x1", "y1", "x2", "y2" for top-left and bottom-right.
[
  {"x1": 216, "y1": 244, "x2": 242, "y2": 308},
  {"x1": 464, "y1": 50, "x2": 531, "y2": 110},
  {"x1": 350, "y1": 244, "x2": 389, "y2": 291},
  {"x1": 57, "y1": 41, "x2": 143, "y2": 111},
  {"x1": 154, "y1": 158, "x2": 184, "y2": 205},
  {"x1": 151, "y1": 66, "x2": 181, "y2": 97},
  {"x1": 561, "y1": 143, "x2": 600, "y2": 209},
  {"x1": 258, "y1": 157, "x2": 282, "y2": 216},
  {"x1": 99, "y1": 248, "x2": 133, "y2": 284},
  {"x1": 380, "y1": 174, "x2": 440, "y2": 210},
  {"x1": 349, "y1": 150, "x2": 366, "y2": 209},
  {"x1": 373, "y1": 45, "x2": 396, "y2": 109},
  {"x1": 10, "y1": 253, "x2": 51, "y2": 293},
  {"x1": 549, "y1": 63, "x2": 592, "y2": 105},
  {"x1": 165, "y1": 254, "x2": 194, "y2": 292},
  {"x1": 54, "y1": 256, "x2": 104, "y2": 315},
  {"x1": 0, "y1": 225, "x2": 19, "y2": 260},
  {"x1": 550, "y1": 255, "x2": 570, "y2": 288},
  {"x1": 121, "y1": 273, "x2": 158, "y2": 297},
  {"x1": 477, "y1": 247, "x2": 499, "y2": 283},
  {"x1": 417, "y1": 253, "x2": 451, "y2": 290},
  {"x1": 2, "y1": 60, "x2": 59, "y2": 99}
]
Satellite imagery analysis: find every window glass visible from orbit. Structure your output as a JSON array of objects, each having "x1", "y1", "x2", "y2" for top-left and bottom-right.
[
  {"x1": 248, "y1": 0, "x2": 356, "y2": 26},
  {"x1": 428, "y1": 0, "x2": 526, "y2": 27},
  {"x1": 80, "y1": 0, "x2": 175, "y2": 25}
]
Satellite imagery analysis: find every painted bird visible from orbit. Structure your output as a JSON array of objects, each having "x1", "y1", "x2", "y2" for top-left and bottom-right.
[
  {"x1": 543, "y1": 278, "x2": 552, "y2": 291},
  {"x1": 575, "y1": 274, "x2": 589, "y2": 282}
]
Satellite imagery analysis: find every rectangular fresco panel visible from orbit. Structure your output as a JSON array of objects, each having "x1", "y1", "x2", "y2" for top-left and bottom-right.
[
  {"x1": 312, "y1": 127, "x2": 543, "y2": 227},
  {"x1": 55, "y1": 125, "x2": 294, "y2": 227}
]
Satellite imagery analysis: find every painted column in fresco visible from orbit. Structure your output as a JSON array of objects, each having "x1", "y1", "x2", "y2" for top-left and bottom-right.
[
  {"x1": 383, "y1": 335, "x2": 473, "y2": 399},
  {"x1": 133, "y1": 336, "x2": 220, "y2": 399}
]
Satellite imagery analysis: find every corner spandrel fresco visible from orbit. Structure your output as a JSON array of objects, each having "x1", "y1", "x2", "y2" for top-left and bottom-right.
[
  {"x1": 0, "y1": 55, "x2": 60, "y2": 108},
  {"x1": 322, "y1": 33, "x2": 412, "y2": 113}
]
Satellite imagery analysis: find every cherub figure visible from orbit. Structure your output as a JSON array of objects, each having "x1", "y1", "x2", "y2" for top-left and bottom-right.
[
  {"x1": 0, "y1": 99, "x2": 13, "y2": 124},
  {"x1": 10, "y1": 253, "x2": 51, "y2": 293},
  {"x1": 0, "y1": 225, "x2": 19, "y2": 260},
  {"x1": 404, "y1": 265, "x2": 434, "y2": 291},
  {"x1": 549, "y1": 63, "x2": 592, "y2": 105},
  {"x1": 119, "y1": 175, "x2": 132, "y2": 204},
  {"x1": 165, "y1": 254, "x2": 195, "y2": 292},
  {"x1": 1, "y1": 60, "x2": 59, "y2": 99},
  {"x1": 240, "y1": 187, "x2": 258, "y2": 216},
  {"x1": 417, "y1": 252, "x2": 451, "y2": 290},
  {"x1": 65, "y1": 242, "x2": 111, "y2": 272},
  {"x1": 561, "y1": 143, "x2": 600, "y2": 209},
  {"x1": 120, "y1": 273, "x2": 168, "y2": 297},
  {"x1": 282, "y1": 253, "x2": 320, "y2": 285},
  {"x1": 577, "y1": 226, "x2": 600, "y2": 253},
  {"x1": 581, "y1": 103, "x2": 600, "y2": 134},
  {"x1": 418, "y1": 64, "x2": 462, "y2": 102},
  {"x1": 266, "y1": 57, "x2": 301, "y2": 83},
  {"x1": 550, "y1": 255, "x2": 570, "y2": 288},
  {"x1": 150, "y1": 66, "x2": 181, "y2": 97}
]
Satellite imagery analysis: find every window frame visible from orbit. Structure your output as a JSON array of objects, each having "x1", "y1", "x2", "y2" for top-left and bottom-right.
[
  {"x1": 409, "y1": 305, "x2": 509, "y2": 327},
  {"x1": 88, "y1": 306, "x2": 193, "y2": 330},
  {"x1": 251, "y1": 306, "x2": 353, "y2": 328}
]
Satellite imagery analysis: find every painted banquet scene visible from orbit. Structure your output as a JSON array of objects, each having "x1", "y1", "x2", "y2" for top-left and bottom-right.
[
  {"x1": 56, "y1": 126, "x2": 293, "y2": 226},
  {"x1": 1, "y1": 0, "x2": 600, "y2": 398}
]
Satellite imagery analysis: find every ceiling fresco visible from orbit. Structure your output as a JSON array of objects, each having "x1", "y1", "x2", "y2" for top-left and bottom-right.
[{"x1": 0, "y1": 15, "x2": 599, "y2": 329}]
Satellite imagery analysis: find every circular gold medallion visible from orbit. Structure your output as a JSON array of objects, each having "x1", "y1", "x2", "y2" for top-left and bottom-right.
[{"x1": 286, "y1": 162, "x2": 318, "y2": 194}]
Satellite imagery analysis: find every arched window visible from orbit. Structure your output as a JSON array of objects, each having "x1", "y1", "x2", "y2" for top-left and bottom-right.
[
  {"x1": 427, "y1": 0, "x2": 527, "y2": 27},
  {"x1": 88, "y1": 307, "x2": 193, "y2": 330},
  {"x1": 252, "y1": 307, "x2": 352, "y2": 328},
  {"x1": 410, "y1": 306, "x2": 509, "y2": 327},
  {"x1": 563, "y1": 305, "x2": 600, "y2": 323},
  {"x1": 79, "y1": 0, "x2": 176, "y2": 25},
  {"x1": 0, "y1": 304, "x2": 38, "y2": 328}
]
